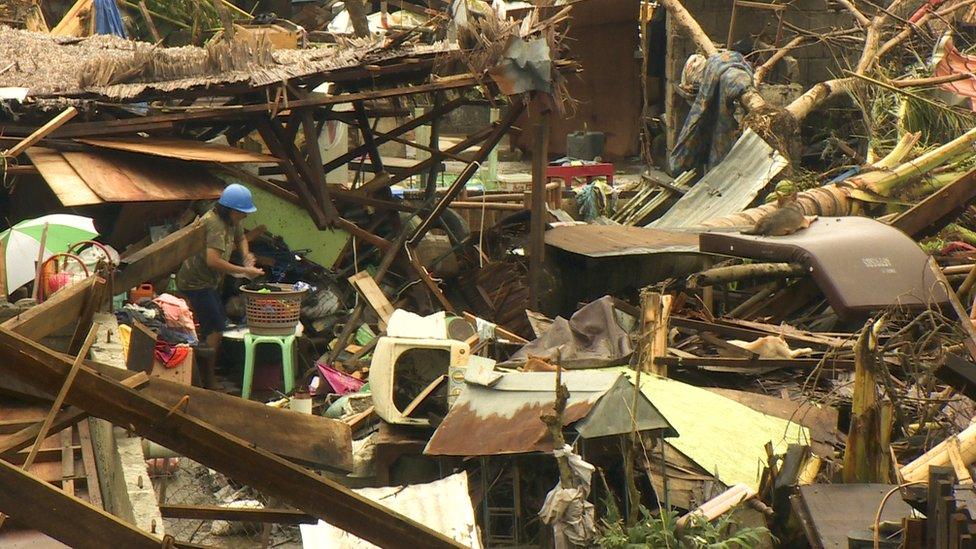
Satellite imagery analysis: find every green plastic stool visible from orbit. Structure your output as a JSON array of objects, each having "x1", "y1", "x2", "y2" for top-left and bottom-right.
[{"x1": 242, "y1": 331, "x2": 296, "y2": 400}]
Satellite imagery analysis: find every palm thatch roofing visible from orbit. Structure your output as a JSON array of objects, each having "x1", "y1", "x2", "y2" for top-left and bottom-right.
[{"x1": 0, "y1": 26, "x2": 457, "y2": 101}]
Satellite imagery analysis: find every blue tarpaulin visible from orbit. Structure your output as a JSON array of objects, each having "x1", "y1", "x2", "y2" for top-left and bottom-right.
[{"x1": 95, "y1": 0, "x2": 127, "y2": 38}]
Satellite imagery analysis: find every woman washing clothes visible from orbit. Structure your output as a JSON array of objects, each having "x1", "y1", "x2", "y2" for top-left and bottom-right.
[{"x1": 177, "y1": 184, "x2": 264, "y2": 389}]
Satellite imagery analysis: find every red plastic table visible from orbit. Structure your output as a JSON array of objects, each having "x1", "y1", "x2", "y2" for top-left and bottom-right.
[{"x1": 545, "y1": 163, "x2": 614, "y2": 188}]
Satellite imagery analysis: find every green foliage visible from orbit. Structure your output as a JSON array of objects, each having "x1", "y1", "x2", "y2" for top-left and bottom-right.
[{"x1": 598, "y1": 503, "x2": 771, "y2": 548}]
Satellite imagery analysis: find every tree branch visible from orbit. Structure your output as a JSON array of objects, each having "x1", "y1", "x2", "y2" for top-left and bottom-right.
[{"x1": 836, "y1": 0, "x2": 872, "y2": 27}]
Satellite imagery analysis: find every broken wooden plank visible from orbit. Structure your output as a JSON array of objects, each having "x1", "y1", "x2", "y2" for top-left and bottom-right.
[
  {"x1": 159, "y1": 504, "x2": 316, "y2": 524},
  {"x1": 402, "y1": 375, "x2": 447, "y2": 418},
  {"x1": 59, "y1": 427, "x2": 75, "y2": 497},
  {"x1": 0, "y1": 372, "x2": 148, "y2": 458},
  {"x1": 22, "y1": 325, "x2": 99, "y2": 471},
  {"x1": 77, "y1": 420, "x2": 103, "y2": 508},
  {"x1": 114, "y1": 219, "x2": 205, "y2": 293},
  {"x1": 891, "y1": 168, "x2": 976, "y2": 239},
  {"x1": 3, "y1": 108, "x2": 77, "y2": 159},
  {"x1": 50, "y1": 0, "x2": 93, "y2": 37},
  {"x1": 655, "y1": 356, "x2": 854, "y2": 370},
  {"x1": 25, "y1": 148, "x2": 103, "y2": 207},
  {"x1": 348, "y1": 271, "x2": 395, "y2": 330},
  {"x1": 0, "y1": 455, "x2": 166, "y2": 548},
  {"x1": 0, "y1": 327, "x2": 462, "y2": 548},
  {"x1": 2, "y1": 276, "x2": 101, "y2": 341}
]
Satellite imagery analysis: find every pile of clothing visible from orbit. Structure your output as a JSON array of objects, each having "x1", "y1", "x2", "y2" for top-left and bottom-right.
[{"x1": 116, "y1": 293, "x2": 197, "y2": 369}]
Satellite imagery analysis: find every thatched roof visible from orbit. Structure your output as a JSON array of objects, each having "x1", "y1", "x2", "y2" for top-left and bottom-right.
[{"x1": 0, "y1": 26, "x2": 456, "y2": 101}]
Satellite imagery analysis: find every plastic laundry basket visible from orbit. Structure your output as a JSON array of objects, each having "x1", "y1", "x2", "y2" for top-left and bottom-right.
[{"x1": 240, "y1": 284, "x2": 307, "y2": 336}]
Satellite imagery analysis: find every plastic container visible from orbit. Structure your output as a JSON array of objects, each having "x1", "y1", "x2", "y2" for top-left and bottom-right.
[
  {"x1": 240, "y1": 283, "x2": 307, "y2": 336},
  {"x1": 567, "y1": 131, "x2": 606, "y2": 161},
  {"x1": 129, "y1": 283, "x2": 154, "y2": 303}
]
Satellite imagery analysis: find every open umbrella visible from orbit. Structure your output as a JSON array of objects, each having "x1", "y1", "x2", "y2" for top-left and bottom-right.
[{"x1": 0, "y1": 214, "x2": 98, "y2": 294}]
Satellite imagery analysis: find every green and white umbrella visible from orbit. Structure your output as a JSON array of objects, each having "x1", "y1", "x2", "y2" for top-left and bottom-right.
[{"x1": 0, "y1": 214, "x2": 98, "y2": 294}]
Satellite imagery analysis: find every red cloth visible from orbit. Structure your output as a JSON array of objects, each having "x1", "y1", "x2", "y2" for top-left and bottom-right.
[
  {"x1": 154, "y1": 341, "x2": 190, "y2": 369},
  {"x1": 316, "y1": 362, "x2": 365, "y2": 395}
]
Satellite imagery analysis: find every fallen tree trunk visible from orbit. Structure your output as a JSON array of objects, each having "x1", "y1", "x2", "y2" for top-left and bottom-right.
[{"x1": 688, "y1": 263, "x2": 807, "y2": 287}]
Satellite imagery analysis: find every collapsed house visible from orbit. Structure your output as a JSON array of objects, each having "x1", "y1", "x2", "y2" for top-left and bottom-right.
[{"x1": 3, "y1": 0, "x2": 976, "y2": 547}]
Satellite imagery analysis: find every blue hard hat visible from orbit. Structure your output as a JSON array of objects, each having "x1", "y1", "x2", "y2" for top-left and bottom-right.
[{"x1": 218, "y1": 184, "x2": 257, "y2": 213}]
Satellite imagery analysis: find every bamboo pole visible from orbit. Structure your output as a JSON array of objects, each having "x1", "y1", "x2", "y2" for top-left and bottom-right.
[{"x1": 902, "y1": 422, "x2": 976, "y2": 483}]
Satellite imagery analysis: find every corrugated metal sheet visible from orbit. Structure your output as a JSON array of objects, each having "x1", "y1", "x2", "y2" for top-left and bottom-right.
[
  {"x1": 545, "y1": 225, "x2": 699, "y2": 257},
  {"x1": 935, "y1": 38, "x2": 976, "y2": 109},
  {"x1": 299, "y1": 472, "x2": 482, "y2": 549},
  {"x1": 424, "y1": 371, "x2": 674, "y2": 456},
  {"x1": 649, "y1": 129, "x2": 787, "y2": 230},
  {"x1": 27, "y1": 148, "x2": 225, "y2": 205}
]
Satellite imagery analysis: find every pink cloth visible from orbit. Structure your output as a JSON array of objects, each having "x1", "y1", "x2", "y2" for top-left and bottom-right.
[
  {"x1": 153, "y1": 293, "x2": 197, "y2": 339},
  {"x1": 317, "y1": 363, "x2": 365, "y2": 396}
]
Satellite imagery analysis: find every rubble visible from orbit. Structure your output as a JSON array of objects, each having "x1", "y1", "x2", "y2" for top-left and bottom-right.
[{"x1": 5, "y1": 0, "x2": 976, "y2": 546}]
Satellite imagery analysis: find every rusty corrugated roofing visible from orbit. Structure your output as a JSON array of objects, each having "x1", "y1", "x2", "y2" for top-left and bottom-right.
[{"x1": 424, "y1": 371, "x2": 674, "y2": 456}]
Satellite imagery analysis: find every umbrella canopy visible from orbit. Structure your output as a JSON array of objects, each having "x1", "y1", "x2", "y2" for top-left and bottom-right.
[{"x1": 0, "y1": 214, "x2": 98, "y2": 294}]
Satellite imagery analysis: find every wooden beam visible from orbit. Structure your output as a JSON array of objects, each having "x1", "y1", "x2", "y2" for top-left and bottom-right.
[
  {"x1": 358, "y1": 125, "x2": 495, "y2": 195},
  {"x1": 0, "y1": 373, "x2": 148, "y2": 458},
  {"x1": 639, "y1": 292, "x2": 672, "y2": 376},
  {"x1": 159, "y1": 504, "x2": 316, "y2": 524},
  {"x1": 114, "y1": 219, "x2": 205, "y2": 293},
  {"x1": 0, "y1": 328, "x2": 462, "y2": 549},
  {"x1": 3, "y1": 107, "x2": 78, "y2": 159},
  {"x1": 348, "y1": 271, "x2": 395, "y2": 330},
  {"x1": 2, "y1": 78, "x2": 482, "y2": 142},
  {"x1": 137, "y1": 0, "x2": 162, "y2": 42},
  {"x1": 255, "y1": 117, "x2": 335, "y2": 228},
  {"x1": 0, "y1": 457, "x2": 167, "y2": 549},
  {"x1": 890, "y1": 168, "x2": 976, "y2": 239},
  {"x1": 529, "y1": 101, "x2": 550, "y2": 309},
  {"x1": 21, "y1": 325, "x2": 98, "y2": 471},
  {"x1": 2, "y1": 276, "x2": 100, "y2": 341},
  {"x1": 319, "y1": 96, "x2": 464, "y2": 177},
  {"x1": 407, "y1": 100, "x2": 525, "y2": 247},
  {"x1": 654, "y1": 356, "x2": 854, "y2": 370},
  {"x1": 300, "y1": 109, "x2": 334, "y2": 216},
  {"x1": 50, "y1": 0, "x2": 93, "y2": 36},
  {"x1": 68, "y1": 276, "x2": 107, "y2": 355},
  {"x1": 353, "y1": 101, "x2": 384, "y2": 176}
]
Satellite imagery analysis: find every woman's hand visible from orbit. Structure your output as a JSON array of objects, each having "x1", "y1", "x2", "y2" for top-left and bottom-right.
[{"x1": 239, "y1": 266, "x2": 264, "y2": 279}]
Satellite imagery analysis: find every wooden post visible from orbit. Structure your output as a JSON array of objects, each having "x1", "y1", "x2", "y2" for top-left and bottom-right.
[
  {"x1": 138, "y1": 1, "x2": 162, "y2": 42},
  {"x1": 638, "y1": 291, "x2": 673, "y2": 376},
  {"x1": 529, "y1": 102, "x2": 550, "y2": 310},
  {"x1": 31, "y1": 223, "x2": 49, "y2": 302},
  {"x1": 0, "y1": 240, "x2": 7, "y2": 302}
]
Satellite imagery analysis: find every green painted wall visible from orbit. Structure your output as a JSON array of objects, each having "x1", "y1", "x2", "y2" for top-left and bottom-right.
[{"x1": 215, "y1": 173, "x2": 349, "y2": 267}]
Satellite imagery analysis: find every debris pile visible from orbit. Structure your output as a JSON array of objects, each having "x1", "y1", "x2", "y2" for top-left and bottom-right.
[{"x1": 2, "y1": 0, "x2": 976, "y2": 547}]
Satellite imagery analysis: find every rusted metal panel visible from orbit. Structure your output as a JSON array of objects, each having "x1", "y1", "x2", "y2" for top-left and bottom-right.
[
  {"x1": 794, "y1": 484, "x2": 915, "y2": 549},
  {"x1": 61, "y1": 151, "x2": 224, "y2": 202},
  {"x1": 545, "y1": 224, "x2": 699, "y2": 257},
  {"x1": 650, "y1": 129, "x2": 788, "y2": 229},
  {"x1": 425, "y1": 371, "x2": 673, "y2": 456}
]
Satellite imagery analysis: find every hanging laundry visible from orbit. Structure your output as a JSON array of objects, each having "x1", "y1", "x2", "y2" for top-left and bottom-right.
[{"x1": 670, "y1": 50, "x2": 754, "y2": 175}]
